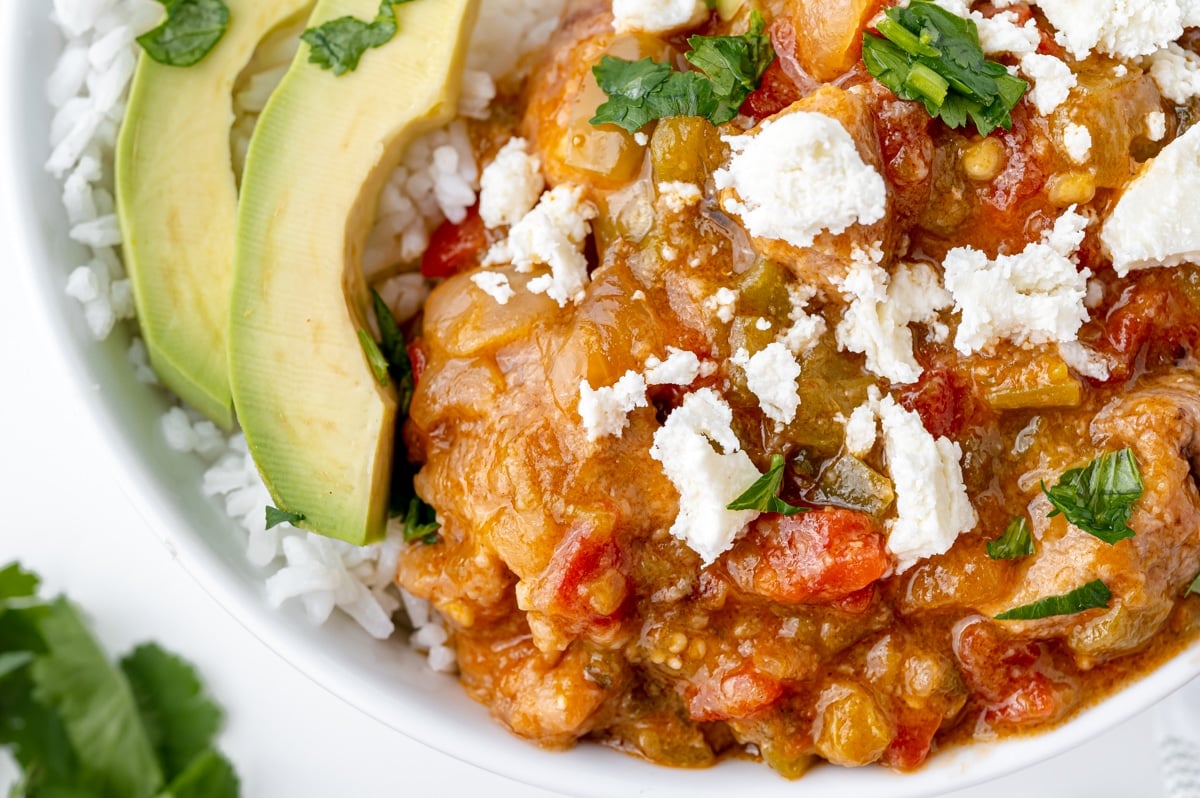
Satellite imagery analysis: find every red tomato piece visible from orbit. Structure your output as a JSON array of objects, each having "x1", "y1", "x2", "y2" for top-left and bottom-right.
[
  {"x1": 896, "y1": 367, "x2": 983, "y2": 440},
  {"x1": 421, "y1": 206, "x2": 488, "y2": 279},
  {"x1": 686, "y1": 663, "x2": 786, "y2": 722},
  {"x1": 724, "y1": 508, "x2": 890, "y2": 605},
  {"x1": 528, "y1": 523, "x2": 628, "y2": 631},
  {"x1": 881, "y1": 712, "x2": 941, "y2": 771},
  {"x1": 406, "y1": 340, "x2": 428, "y2": 388},
  {"x1": 740, "y1": 17, "x2": 817, "y2": 121}
]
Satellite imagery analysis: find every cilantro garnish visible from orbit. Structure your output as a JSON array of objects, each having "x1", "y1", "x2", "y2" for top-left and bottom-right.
[
  {"x1": 862, "y1": 0, "x2": 1028, "y2": 136},
  {"x1": 265, "y1": 506, "x2": 305, "y2": 530},
  {"x1": 357, "y1": 329, "x2": 391, "y2": 388},
  {"x1": 137, "y1": 0, "x2": 230, "y2": 67},
  {"x1": 591, "y1": 11, "x2": 775, "y2": 133},
  {"x1": 1188, "y1": 571, "x2": 1200, "y2": 598},
  {"x1": 301, "y1": 0, "x2": 413, "y2": 76},
  {"x1": 1041, "y1": 449, "x2": 1143, "y2": 545},
  {"x1": 986, "y1": 516, "x2": 1035, "y2": 560},
  {"x1": 994, "y1": 579, "x2": 1112, "y2": 621},
  {"x1": 0, "y1": 563, "x2": 239, "y2": 797},
  {"x1": 371, "y1": 289, "x2": 415, "y2": 415},
  {"x1": 400, "y1": 497, "x2": 440, "y2": 545},
  {"x1": 727, "y1": 453, "x2": 807, "y2": 516}
]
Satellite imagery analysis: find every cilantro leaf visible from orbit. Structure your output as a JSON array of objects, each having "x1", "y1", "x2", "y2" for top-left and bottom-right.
[
  {"x1": 160, "y1": 748, "x2": 239, "y2": 798},
  {"x1": 371, "y1": 289, "x2": 415, "y2": 415},
  {"x1": 137, "y1": 0, "x2": 230, "y2": 68},
  {"x1": 986, "y1": 516, "x2": 1035, "y2": 560},
  {"x1": 862, "y1": 0, "x2": 1027, "y2": 136},
  {"x1": 1188, "y1": 571, "x2": 1200, "y2": 597},
  {"x1": 0, "y1": 562, "x2": 39, "y2": 601},
  {"x1": 727, "y1": 454, "x2": 807, "y2": 516},
  {"x1": 401, "y1": 497, "x2": 440, "y2": 545},
  {"x1": 301, "y1": 0, "x2": 412, "y2": 76},
  {"x1": 1041, "y1": 449, "x2": 1143, "y2": 545},
  {"x1": 265, "y1": 506, "x2": 305, "y2": 530},
  {"x1": 994, "y1": 579, "x2": 1112, "y2": 621},
  {"x1": 120, "y1": 645, "x2": 222, "y2": 781},
  {"x1": 357, "y1": 329, "x2": 391, "y2": 388},
  {"x1": 591, "y1": 11, "x2": 775, "y2": 133}
]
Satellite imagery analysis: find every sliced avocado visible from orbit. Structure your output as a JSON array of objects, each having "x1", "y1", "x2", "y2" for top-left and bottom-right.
[
  {"x1": 229, "y1": 0, "x2": 479, "y2": 545},
  {"x1": 116, "y1": 0, "x2": 315, "y2": 429}
]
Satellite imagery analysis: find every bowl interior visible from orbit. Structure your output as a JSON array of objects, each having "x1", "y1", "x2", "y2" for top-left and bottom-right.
[{"x1": 6, "y1": 4, "x2": 1200, "y2": 797}]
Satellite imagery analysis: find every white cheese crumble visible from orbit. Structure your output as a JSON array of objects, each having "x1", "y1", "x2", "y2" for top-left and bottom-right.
[
  {"x1": 731, "y1": 342, "x2": 803, "y2": 425},
  {"x1": 612, "y1": 0, "x2": 707, "y2": 34},
  {"x1": 1019, "y1": 53, "x2": 1076, "y2": 115},
  {"x1": 1146, "y1": 110, "x2": 1167, "y2": 142},
  {"x1": 1102, "y1": 124, "x2": 1200, "y2": 276},
  {"x1": 707, "y1": 287, "x2": 738, "y2": 323},
  {"x1": 1058, "y1": 341, "x2": 1114, "y2": 381},
  {"x1": 715, "y1": 112, "x2": 887, "y2": 250},
  {"x1": 779, "y1": 283, "x2": 828, "y2": 355},
  {"x1": 649, "y1": 389, "x2": 763, "y2": 565},
  {"x1": 645, "y1": 347, "x2": 706, "y2": 386},
  {"x1": 483, "y1": 184, "x2": 597, "y2": 306},
  {"x1": 877, "y1": 395, "x2": 977, "y2": 574},
  {"x1": 1147, "y1": 43, "x2": 1200, "y2": 105},
  {"x1": 1032, "y1": 0, "x2": 1185, "y2": 60},
  {"x1": 469, "y1": 271, "x2": 515, "y2": 305},
  {"x1": 657, "y1": 181, "x2": 704, "y2": 213},
  {"x1": 944, "y1": 207, "x2": 1091, "y2": 354},
  {"x1": 578, "y1": 372, "x2": 648, "y2": 441},
  {"x1": 835, "y1": 250, "x2": 952, "y2": 385},
  {"x1": 1062, "y1": 122, "x2": 1092, "y2": 164},
  {"x1": 975, "y1": 11, "x2": 1040, "y2": 55},
  {"x1": 844, "y1": 386, "x2": 882, "y2": 457},
  {"x1": 478, "y1": 137, "x2": 544, "y2": 229}
]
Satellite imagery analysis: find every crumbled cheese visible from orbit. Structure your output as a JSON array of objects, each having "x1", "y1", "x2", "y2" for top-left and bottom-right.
[
  {"x1": 731, "y1": 343, "x2": 803, "y2": 425},
  {"x1": 1146, "y1": 110, "x2": 1168, "y2": 142},
  {"x1": 835, "y1": 251, "x2": 952, "y2": 385},
  {"x1": 612, "y1": 0, "x2": 707, "y2": 34},
  {"x1": 778, "y1": 283, "x2": 827, "y2": 355},
  {"x1": 484, "y1": 184, "x2": 597, "y2": 306},
  {"x1": 707, "y1": 287, "x2": 738, "y2": 323},
  {"x1": 1032, "y1": 0, "x2": 1184, "y2": 60},
  {"x1": 1062, "y1": 122, "x2": 1092, "y2": 164},
  {"x1": 843, "y1": 386, "x2": 882, "y2": 457},
  {"x1": 755, "y1": 317, "x2": 772, "y2": 331},
  {"x1": 469, "y1": 271, "x2": 515, "y2": 305},
  {"x1": 1102, "y1": 124, "x2": 1200, "y2": 276},
  {"x1": 1019, "y1": 53, "x2": 1076, "y2": 115},
  {"x1": 715, "y1": 112, "x2": 887, "y2": 250},
  {"x1": 975, "y1": 11, "x2": 1040, "y2": 55},
  {"x1": 1058, "y1": 341, "x2": 1114, "y2": 381},
  {"x1": 634, "y1": 131, "x2": 649, "y2": 146},
  {"x1": 645, "y1": 347, "x2": 704, "y2": 386},
  {"x1": 657, "y1": 181, "x2": 704, "y2": 213},
  {"x1": 478, "y1": 137, "x2": 544, "y2": 229},
  {"x1": 578, "y1": 372, "x2": 648, "y2": 441},
  {"x1": 1147, "y1": 43, "x2": 1200, "y2": 105},
  {"x1": 878, "y1": 395, "x2": 977, "y2": 574},
  {"x1": 649, "y1": 389, "x2": 763, "y2": 564},
  {"x1": 944, "y1": 207, "x2": 1091, "y2": 354}
]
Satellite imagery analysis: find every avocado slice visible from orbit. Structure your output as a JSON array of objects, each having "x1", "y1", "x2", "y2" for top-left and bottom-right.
[
  {"x1": 116, "y1": 0, "x2": 315, "y2": 429},
  {"x1": 229, "y1": 0, "x2": 479, "y2": 545}
]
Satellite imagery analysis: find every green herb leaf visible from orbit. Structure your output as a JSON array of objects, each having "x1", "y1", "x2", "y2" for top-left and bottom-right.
[
  {"x1": 1188, "y1": 571, "x2": 1200, "y2": 597},
  {"x1": 994, "y1": 579, "x2": 1112, "y2": 621},
  {"x1": 727, "y1": 454, "x2": 807, "y2": 516},
  {"x1": 121, "y1": 645, "x2": 222, "y2": 781},
  {"x1": 401, "y1": 497, "x2": 440, "y2": 545},
  {"x1": 265, "y1": 506, "x2": 305, "y2": 530},
  {"x1": 1041, "y1": 448, "x2": 1143, "y2": 545},
  {"x1": 301, "y1": 0, "x2": 413, "y2": 76},
  {"x1": 862, "y1": 0, "x2": 1027, "y2": 136},
  {"x1": 0, "y1": 651, "x2": 34, "y2": 681},
  {"x1": 591, "y1": 11, "x2": 775, "y2": 133},
  {"x1": 137, "y1": 0, "x2": 230, "y2": 67},
  {"x1": 159, "y1": 748, "x2": 239, "y2": 798},
  {"x1": 986, "y1": 516, "x2": 1035, "y2": 560},
  {"x1": 357, "y1": 329, "x2": 391, "y2": 388},
  {"x1": 0, "y1": 562, "x2": 39, "y2": 601},
  {"x1": 371, "y1": 289, "x2": 415, "y2": 415}
]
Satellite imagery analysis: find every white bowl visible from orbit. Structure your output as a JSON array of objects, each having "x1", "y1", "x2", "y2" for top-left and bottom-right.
[{"x1": 5, "y1": 3, "x2": 1199, "y2": 796}]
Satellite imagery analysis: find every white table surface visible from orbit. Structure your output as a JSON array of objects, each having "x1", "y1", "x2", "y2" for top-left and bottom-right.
[{"x1": 0, "y1": 150, "x2": 1176, "y2": 798}]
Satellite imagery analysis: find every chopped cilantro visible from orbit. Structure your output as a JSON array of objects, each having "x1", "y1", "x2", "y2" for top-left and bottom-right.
[
  {"x1": 358, "y1": 329, "x2": 391, "y2": 388},
  {"x1": 727, "y1": 453, "x2": 807, "y2": 516},
  {"x1": 265, "y1": 506, "x2": 305, "y2": 530},
  {"x1": 994, "y1": 579, "x2": 1112, "y2": 621},
  {"x1": 401, "y1": 497, "x2": 440, "y2": 545},
  {"x1": 0, "y1": 565, "x2": 238, "y2": 797},
  {"x1": 862, "y1": 0, "x2": 1027, "y2": 136},
  {"x1": 371, "y1": 289, "x2": 415, "y2": 415},
  {"x1": 1041, "y1": 449, "x2": 1143, "y2": 545},
  {"x1": 137, "y1": 0, "x2": 230, "y2": 67},
  {"x1": 1188, "y1": 571, "x2": 1200, "y2": 597},
  {"x1": 591, "y1": 11, "x2": 775, "y2": 132},
  {"x1": 301, "y1": 0, "x2": 413, "y2": 76},
  {"x1": 986, "y1": 516, "x2": 1035, "y2": 560}
]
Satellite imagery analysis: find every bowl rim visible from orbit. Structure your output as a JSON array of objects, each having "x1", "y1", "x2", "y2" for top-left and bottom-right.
[{"x1": 6, "y1": 3, "x2": 1200, "y2": 797}]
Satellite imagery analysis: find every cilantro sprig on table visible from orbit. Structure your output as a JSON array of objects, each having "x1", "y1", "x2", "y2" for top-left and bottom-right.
[
  {"x1": 1041, "y1": 449, "x2": 1144, "y2": 545},
  {"x1": 301, "y1": 0, "x2": 414, "y2": 76},
  {"x1": 727, "y1": 454, "x2": 807, "y2": 516},
  {"x1": 0, "y1": 563, "x2": 239, "y2": 798},
  {"x1": 137, "y1": 0, "x2": 230, "y2": 67},
  {"x1": 862, "y1": 0, "x2": 1027, "y2": 136},
  {"x1": 590, "y1": 11, "x2": 776, "y2": 133}
]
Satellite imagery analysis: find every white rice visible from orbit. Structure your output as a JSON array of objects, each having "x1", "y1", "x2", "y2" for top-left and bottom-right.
[{"x1": 47, "y1": 0, "x2": 566, "y2": 667}]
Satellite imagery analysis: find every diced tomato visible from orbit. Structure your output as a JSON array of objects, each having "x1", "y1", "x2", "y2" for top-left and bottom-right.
[
  {"x1": 832, "y1": 584, "x2": 877, "y2": 615},
  {"x1": 868, "y1": 87, "x2": 935, "y2": 225},
  {"x1": 421, "y1": 206, "x2": 488, "y2": 279},
  {"x1": 896, "y1": 367, "x2": 984, "y2": 440},
  {"x1": 406, "y1": 340, "x2": 428, "y2": 387},
  {"x1": 686, "y1": 662, "x2": 785, "y2": 722},
  {"x1": 724, "y1": 509, "x2": 890, "y2": 605},
  {"x1": 881, "y1": 712, "x2": 941, "y2": 771},
  {"x1": 740, "y1": 18, "x2": 818, "y2": 121},
  {"x1": 952, "y1": 617, "x2": 1077, "y2": 727},
  {"x1": 529, "y1": 522, "x2": 628, "y2": 631},
  {"x1": 1095, "y1": 282, "x2": 1200, "y2": 382}
]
